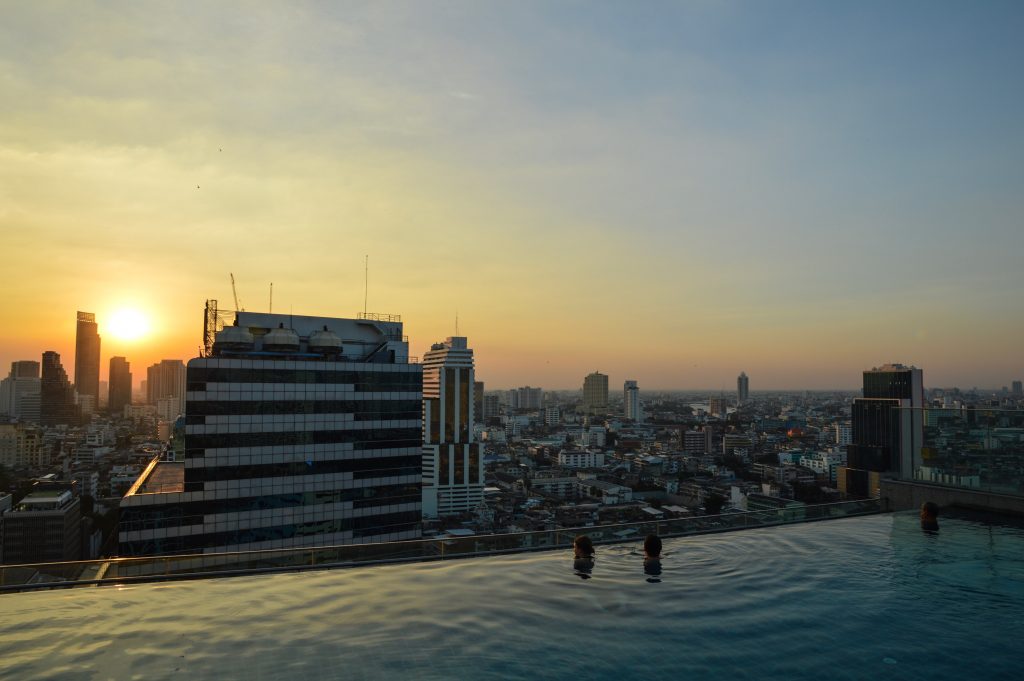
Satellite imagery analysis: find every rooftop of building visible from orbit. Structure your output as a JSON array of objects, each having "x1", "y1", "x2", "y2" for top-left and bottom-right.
[
  {"x1": 141, "y1": 461, "x2": 185, "y2": 494},
  {"x1": 867, "y1": 363, "x2": 919, "y2": 372},
  {"x1": 123, "y1": 458, "x2": 185, "y2": 498}
]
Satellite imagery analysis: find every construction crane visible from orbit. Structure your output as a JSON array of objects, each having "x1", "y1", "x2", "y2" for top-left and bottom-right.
[{"x1": 230, "y1": 273, "x2": 243, "y2": 312}]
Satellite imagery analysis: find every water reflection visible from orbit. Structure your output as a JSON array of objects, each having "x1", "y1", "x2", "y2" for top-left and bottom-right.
[
  {"x1": 573, "y1": 556, "x2": 595, "y2": 580},
  {"x1": 643, "y1": 558, "x2": 662, "y2": 583}
]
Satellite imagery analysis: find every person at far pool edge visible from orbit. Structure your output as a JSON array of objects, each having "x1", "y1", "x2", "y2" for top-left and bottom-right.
[
  {"x1": 573, "y1": 535, "x2": 595, "y2": 580},
  {"x1": 920, "y1": 501, "x2": 939, "y2": 533},
  {"x1": 643, "y1": 534, "x2": 662, "y2": 582}
]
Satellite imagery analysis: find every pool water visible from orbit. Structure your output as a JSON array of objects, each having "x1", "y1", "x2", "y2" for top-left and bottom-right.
[{"x1": 2, "y1": 512, "x2": 1022, "y2": 680}]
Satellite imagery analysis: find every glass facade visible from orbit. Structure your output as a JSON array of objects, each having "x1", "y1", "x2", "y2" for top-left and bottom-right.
[{"x1": 120, "y1": 313, "x2": 423, "y2": 557}]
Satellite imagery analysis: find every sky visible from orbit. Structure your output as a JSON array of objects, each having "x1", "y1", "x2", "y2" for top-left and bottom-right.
[{"x1": 1, "y1": 1, "x2": 1022, "y2": 390}]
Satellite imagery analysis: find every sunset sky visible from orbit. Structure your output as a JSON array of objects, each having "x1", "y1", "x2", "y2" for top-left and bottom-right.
[{"x1": 1, "y1": 1, "x2": 1022, "y2": 390}]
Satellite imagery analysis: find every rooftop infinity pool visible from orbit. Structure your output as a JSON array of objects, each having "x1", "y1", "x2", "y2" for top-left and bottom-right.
[{"x1": 2, "y1": 512, "x2": 1021, "y2": 680}]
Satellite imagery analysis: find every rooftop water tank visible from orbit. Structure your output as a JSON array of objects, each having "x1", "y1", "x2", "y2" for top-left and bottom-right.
[
  {"x1": 308, "y1": 326, "x2": 343, "y2": 356},
  {"x1": 213, "y1": 322, "x2": 254, "y2": 352},
  {"x1": 262, "y1": 323, "x2": 300, "y2": 352}
]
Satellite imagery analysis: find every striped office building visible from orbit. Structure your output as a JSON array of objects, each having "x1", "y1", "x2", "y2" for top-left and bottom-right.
[{"x1": 119, "y1": 311, "x2": 422, "y2": 556}]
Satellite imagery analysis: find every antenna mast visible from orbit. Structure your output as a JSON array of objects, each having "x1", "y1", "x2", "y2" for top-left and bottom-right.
[
  {"x1": 269, "y1": 282, "x2": 273, "y2": 314},
  {"x1": 363, "y1": 255, "x2": 368, "y2": 316}
]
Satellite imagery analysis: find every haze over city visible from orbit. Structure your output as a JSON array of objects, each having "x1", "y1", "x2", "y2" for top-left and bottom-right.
[{"x1": 1, "y1": 1, "x2": 1022, "y2": 389}]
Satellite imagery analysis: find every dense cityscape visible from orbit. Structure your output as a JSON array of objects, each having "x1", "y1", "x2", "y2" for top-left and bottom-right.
[
  {"x1": 1, "y1": 305, "x2": 1021, "y2": 579},
  {"x1": 2, "y1": 3, "x2": 1024, "y2": 678}
]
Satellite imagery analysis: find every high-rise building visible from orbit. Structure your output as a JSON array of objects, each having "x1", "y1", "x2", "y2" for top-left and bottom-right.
[
  {"x1": 509, "y1": 386, "x2": 543, "y2": 411},
  {"x1": 583, "y1": 372, "x2": 608, "y2": 414},
  {"x1": 473, "y1": 381, "x2": 485, "y2": 424},
  {"x1": 1013, "y1": 380, "x2": 1023, "y2": 397},
  {"x1": 0, "y1": 361, "x2": 41, "y2": 423},
  {"x1": 737, "y1": 372, "x2": 749, "y2": 403},
  {"x1": 40, "y1": 351, "x2": 78, "y2": 426},
  {"x1": 421, "y1": 337, "x2": 483, "y2": 518},
  {"x1": 841, "y1": 364, "x2": 923, "y2": 498},
  {"x1": 74, "y1": 311, "x2": 101, "y2": 404},
  {"x1": 108, "y1": 357, "x2": 132, "y2": 415},
  {"x1": 482, "y1": 394, "x2": 501, "y2": 421},
  {"x1": 623, "y1": 380, "x2": 642, "y2": 422},
  {"x1": 147, "y1": 359, "x2": 186, "y2": 422},
  {"x1": 119, "y1": 311, "x2": 422, "y2": 556},
  {"x1": 146, "y1": 360, "x2": 186, "y2": 405}
]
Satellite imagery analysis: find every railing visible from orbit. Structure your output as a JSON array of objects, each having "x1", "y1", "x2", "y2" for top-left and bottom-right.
[
  {"x1": 0, "y1": 499, "x2": 880, "y2": 593},
  {"x1": 903, "y1": 406, "x2": 1024, "y2": 497},
  {"x1": 357, "y1": 312, "x2": 401, "y2": 323}
]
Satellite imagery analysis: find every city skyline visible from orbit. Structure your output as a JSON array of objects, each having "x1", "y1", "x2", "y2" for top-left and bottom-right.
[
  {"x1": 1, "y1": 2, "x2": 1022, "y2": 389},
  {"x1": 2, "y1": 307, "x2": 1023, "y2": 392}
]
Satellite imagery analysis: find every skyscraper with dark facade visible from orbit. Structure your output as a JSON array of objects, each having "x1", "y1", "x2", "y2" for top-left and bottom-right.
[
  {"x1": 108, "y1": 356, "x2": 132, "y2": 416},
  {"x1": 841, "y1": 364, "x2": 923, "y2": 498},
  {"x1": 40, "y1": 351, "x2": 78, "y2": 426},
  {"x1": 473, "y1": 380, "x2": 485, "y2": 425},
  {"x1": 73, "y1": 311, "x2": 101, "y2": 404},
  {"x1": 119, "y1": 310, "x2": 422, "y2": 556}
]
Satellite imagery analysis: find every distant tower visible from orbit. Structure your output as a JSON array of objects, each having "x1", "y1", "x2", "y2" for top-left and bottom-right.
[
  {"x1": 422, "y1": 337, "x2": 483, "y2": 518},
  {"x1": 147, "y1": 359, "x2": 186, "y2": 421},
  {"x1": 1013, "y1": 380, "x2": 1023, "y2": 397},
  {"x1": 509, "y1": 386, "x2": 543, "y2": 411},
  {"x1": 840, "y1": 363, "x2": 924, "y2": 498},
  {"x1": 583, "y1": 372, "x2": 609, "y2": 414},
  {"x1": 108, "y1": 357, "x2": 132, "y2": 416},
  {"x1": 737, "y1": 372, "x2": 749, "y2": 404},
  {"x1": 623, "y1": 380, "x2": 642, "y2": 422},
  {"x1": 74, "y1": 311, "x2": 101, "y2": 404},
  {"x1": 40, "y1": 351, "x2": 78, "y2": 426}
]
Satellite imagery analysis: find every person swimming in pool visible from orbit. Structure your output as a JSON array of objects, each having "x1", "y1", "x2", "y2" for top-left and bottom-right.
[
  {"x1": 573, "y1": 534, "x2": 595, "y2": 579},
  {"x1": 920, "y1": 501, "x2": 939, "y2": 532},
  {"x1": 643, "y1": 534, "x2": 662, "y2": 582}
]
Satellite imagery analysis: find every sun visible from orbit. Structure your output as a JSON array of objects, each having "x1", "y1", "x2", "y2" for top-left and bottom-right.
[{"x1": 108, "y1": 308, "x2": 150, "y2": 341}]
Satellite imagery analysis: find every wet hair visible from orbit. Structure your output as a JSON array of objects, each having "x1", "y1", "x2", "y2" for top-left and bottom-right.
[
  {"x1": 644, "y1": 534, "x2": 662, "y2": 558},
  {"x1": 921, "y1": 501, "x2": 939, "y2": 519},
  {"x1": 573, "y1": 534, "x2": 594, "y2": 557}
]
